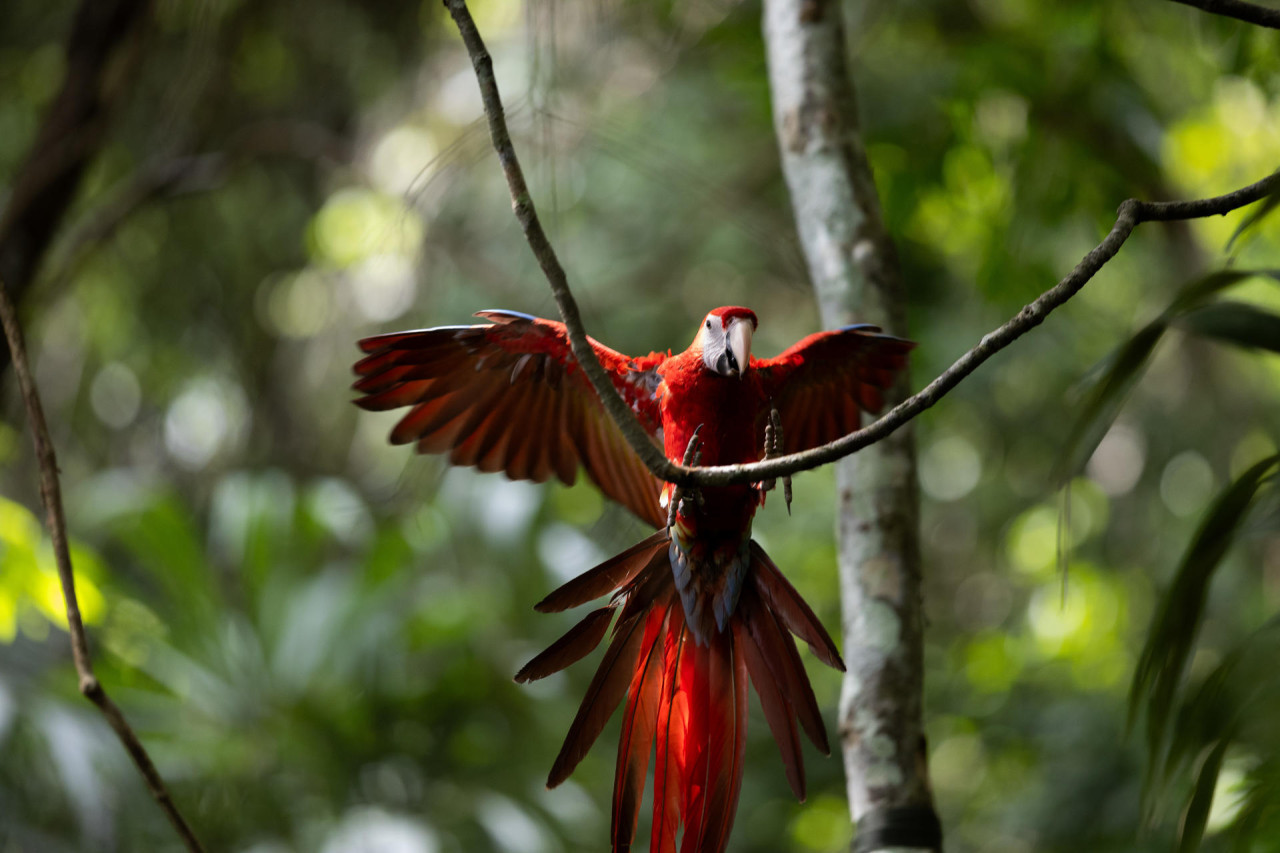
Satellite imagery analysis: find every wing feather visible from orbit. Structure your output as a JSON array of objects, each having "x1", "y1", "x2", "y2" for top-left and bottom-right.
[
  {"x1": 355, "y1": 313, "x2": 667, "y2": 527},
  {"x1": 752, "y1": 325, "x2": 914, "y2": 454}
]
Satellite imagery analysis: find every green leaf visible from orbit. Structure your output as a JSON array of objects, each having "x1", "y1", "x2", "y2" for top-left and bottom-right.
[
  {"x1": 1130, "y1": 454, "x2": 1280, "y2": 772},
  {"x1": 1179, "y1": 740, "x2": 1228, "y2": 853},
  {"x1": 1225, "y1": 178, "x2": 1280, "y2": 253},
  {"x1": 1054, "y1": 321, "x2": 1165, "y2": 482},
  {"x1": 1177, "y1": 737, "x2": 1228, "y2": 850},
  {"x1": 1179, "y1": 301, "x2": 1280, "y2": 354},
  {"x1": 1231, "y1": 757, "x2": 1280, "y2": 852},
  {"x1": 1164, "y1": 617, "x2": 1280, "y2": 785},
  {"x1": 1167, "y1": 269, "x2": 1280, "y2": 316},
  {"x1": 1055, "y1": 270, "x2": 1280, "y2": 483}
]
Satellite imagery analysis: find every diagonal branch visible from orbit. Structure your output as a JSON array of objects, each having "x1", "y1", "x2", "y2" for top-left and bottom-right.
[
  {"x1": 682, "y1": 171, "x2": 1280, "y2": 486},
  {"x1": 1167, "y1": 0, "x2": 1280, "y2": 28},
  {"x1": 443, "y1": 0, "x2": 679, "y2": 484},
  {"x1": 441, "y1": 1, "x2": 1279, "y2": 489},
  {"x1": 0, "y1": 277, "x2": 206, "y2": 853}
]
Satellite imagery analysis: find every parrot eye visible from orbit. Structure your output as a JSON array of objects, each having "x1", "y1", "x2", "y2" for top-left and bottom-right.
[{"x1": 705, "y1": 320, "x2": 712, "y2": 329}]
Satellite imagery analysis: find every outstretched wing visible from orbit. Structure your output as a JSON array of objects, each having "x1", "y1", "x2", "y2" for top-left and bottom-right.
[
  {"x1": 354, "y1": 310, "x2": 667, "y2": 528},
  {"x1": 752, "y1": 324, "x2": 914, "y2": 453}
]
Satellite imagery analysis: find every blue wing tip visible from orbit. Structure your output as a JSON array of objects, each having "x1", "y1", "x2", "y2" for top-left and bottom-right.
[
  {"x1": 476, "y1": 309, "x2": 538, "y2": 324},
  {"x1": 838, "y1": 323, "x2": 916, "y2": 347}
]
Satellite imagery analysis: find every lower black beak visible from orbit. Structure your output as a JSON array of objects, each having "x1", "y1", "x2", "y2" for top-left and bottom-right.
[{"x1": 715, "y1": 349, "x2": 740, "y2": 377}]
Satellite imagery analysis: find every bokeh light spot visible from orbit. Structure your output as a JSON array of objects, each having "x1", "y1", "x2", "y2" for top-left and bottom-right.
[
  {"x1": 1086, "y1": 423, "x2": 1146, "y2": 496},
  {"x1": 920, "y1": 434, "x2": 982, "y2": 501},
  {"x1": 1160, "y1": 451, "x2": 1215, "y2": 517},
  {"x1": 309, "y1": 188, "x2": 424, "y2": 268},
  {"x1": 90, "y1": 362, "x2": 142, "y2": 429}
]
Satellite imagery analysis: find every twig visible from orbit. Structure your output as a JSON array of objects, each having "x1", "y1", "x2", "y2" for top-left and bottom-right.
[
  {"x1": 441, "y1": 2, "x2": 1279, "y2": 491},
  {"x1": 1168, "y1": 0, "x2": 1280, "y2": 28},
  {"x1": 0, "y1": 277, "x2": 206, "y2": 853},
  {"x1": 675, "y1": 171, "x2": 1280, "y2": 486},
  {"x1": 442, "y1": 0, "x2": 678, "y2": 483}
]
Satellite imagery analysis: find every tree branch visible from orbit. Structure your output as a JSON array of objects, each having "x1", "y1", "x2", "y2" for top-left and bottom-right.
[
  {"x1": 442, "y1": 0, "x2": 680, "y2": 483},
  {"x1": 674, "y1": 170, "x2": 1280, "y2": 485},
  {"x1": 442, "y1": 4, "x2": 1278, "y2": 494},
  {"x1": 1168, "y1": 0, "x2": 1280, "y2": 28},
  {"x1": 0, "y1": 277, "x2": 206, "y2": 853}
]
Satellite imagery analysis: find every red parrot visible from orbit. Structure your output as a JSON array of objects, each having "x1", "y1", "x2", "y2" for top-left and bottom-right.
[{"x1": 353, "y1": 307, "x2": 913, "y2": 852}]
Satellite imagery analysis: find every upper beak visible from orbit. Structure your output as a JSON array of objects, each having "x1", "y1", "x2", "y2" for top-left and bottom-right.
[{"x1": 726, "y1": 318, "x2": 752, "y2": 378}]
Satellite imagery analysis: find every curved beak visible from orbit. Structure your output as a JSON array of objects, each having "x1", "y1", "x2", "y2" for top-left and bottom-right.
[{"x1": 723, "y1": 317, "x2": 753, "y2": 378}]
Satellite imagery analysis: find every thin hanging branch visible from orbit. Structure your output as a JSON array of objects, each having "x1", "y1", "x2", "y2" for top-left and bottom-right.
[
  {"x1": 0, "y1": 278, "x2": 206, "y2": 853},
  {"x1": 443, "y1": 0, "x2": 675, "y2": 482},
  {"x1": 441, "y1": 1, "x2": 1280, "y2": 490}
]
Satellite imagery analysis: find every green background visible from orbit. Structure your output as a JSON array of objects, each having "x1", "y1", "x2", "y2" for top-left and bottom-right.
[{"x1": 1, "y1": 1, "x2": 1278, "y2": 851}]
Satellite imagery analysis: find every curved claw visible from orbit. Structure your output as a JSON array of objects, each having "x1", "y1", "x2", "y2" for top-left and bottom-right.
[
  {"x1": 760, "y1": 408, "x2": 792, "y2": 515},
  {"x1": 667, "y1": 425, "x2": 705, "y2": 530}
]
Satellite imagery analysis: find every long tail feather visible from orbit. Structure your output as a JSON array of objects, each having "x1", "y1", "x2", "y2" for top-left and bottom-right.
[
  {"x1": 536, "y1": 532, "x2": 668, "y2": 613},
  {"x1": 652, "y1": 620, "x2": 690, "y2": 853},
  {"x1": 768, "y1": 607, "x2": 830, "y2": 755},
  {"x1": 526, "y1": 534, "x2": 838, "y2": 853},
  {"x1": 613, "y1": 602, "x2": 673, "y2": 851},
  {"x1": 680, "y1": 639, "x2": 712, "y2": 853},
  {"x1": 706, "y1": 624, "x2": 748, "y2": 853},
  {"x1": 515, "y1": 606, "x2": 615, "y2": 683},
  {"x1": 548, "y1": 610, "x2": 649, "y2": 788},
  {"x1": 750, "y1": 542, "x2": 844, "y2": 671},
  {"x1": 739, "y1": 591, "x2": 805, "y2": 799}
]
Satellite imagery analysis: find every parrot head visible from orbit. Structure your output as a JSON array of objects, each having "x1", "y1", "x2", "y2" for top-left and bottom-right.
[{"x1": 697, "y1": 306, "x2": 757, "y2": 378}]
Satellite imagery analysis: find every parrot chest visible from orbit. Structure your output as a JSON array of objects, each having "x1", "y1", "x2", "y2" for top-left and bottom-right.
[
  {"x1": 657, "y1": 362, "x2": 759, "y2": 467},
  {"x1": 657, "y1": 359, "x2": 761, "y2": 537}
]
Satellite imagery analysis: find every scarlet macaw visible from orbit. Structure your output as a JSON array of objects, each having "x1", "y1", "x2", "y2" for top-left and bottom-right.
[{"x1": 353, "y1": 306, "x2": 913, "y2": 852}]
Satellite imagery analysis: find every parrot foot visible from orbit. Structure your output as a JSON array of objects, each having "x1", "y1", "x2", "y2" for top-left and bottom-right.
[
  {"x1": 668, "y1": 425, "x2": 705, "y2": 531},
  {"x1": 760, "y1": 407, "x2": 792, "y2": 515}
]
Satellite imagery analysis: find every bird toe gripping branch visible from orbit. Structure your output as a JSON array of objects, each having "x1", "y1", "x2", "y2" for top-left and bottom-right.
[
  {"x1": 760, "y1": 407, "x2": 793, "y2": 515},
  {"x1": 668, "y1": 424, "x2": 705, "y2": 532}
]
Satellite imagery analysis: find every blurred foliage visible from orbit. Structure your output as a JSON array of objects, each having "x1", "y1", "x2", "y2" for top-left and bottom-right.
[{"x1": 1, "y1": 0, "x2": 1279, "y2": 852}]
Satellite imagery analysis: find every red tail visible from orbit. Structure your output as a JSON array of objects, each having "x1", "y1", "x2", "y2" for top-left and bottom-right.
[{"x1": 517, "y1": 533, "x2": 845, "y2": 853}]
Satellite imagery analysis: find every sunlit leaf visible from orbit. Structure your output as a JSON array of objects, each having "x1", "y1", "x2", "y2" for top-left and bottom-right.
[{"x1": 1179, "y1": 301, "x2": 1280, "y2": 354}]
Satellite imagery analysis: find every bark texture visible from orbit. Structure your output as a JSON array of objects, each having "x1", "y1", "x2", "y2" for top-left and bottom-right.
[{"x1": 762, "y1": 1, "x2": 939, "y2": 850}]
